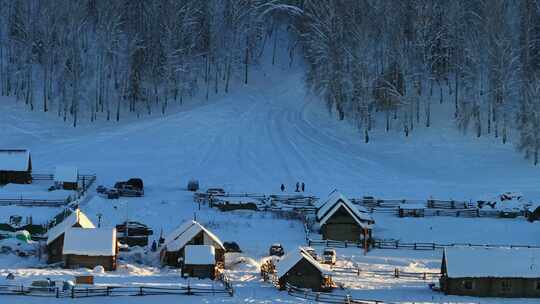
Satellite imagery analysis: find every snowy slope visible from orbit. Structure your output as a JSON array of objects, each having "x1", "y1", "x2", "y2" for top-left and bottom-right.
[{"x1": 1, "y1": 55, "x2": 539, "y2": 303}]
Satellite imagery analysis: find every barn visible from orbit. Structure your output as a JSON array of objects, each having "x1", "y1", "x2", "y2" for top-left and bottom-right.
[
  {"x1": 160, "y1": 220, "x2": 225, "y2": 269},
  {"x1": 276, "y1": 248, "x2": 333, "y2": 291},
  {"x1": 63, "y1": 228, "x2": 118, "y2": 271},
  {"x1": 440, "y1": 247, "x2": 540, "y2": 298},
  {"x1": 54, "y1": 166, "x2": 79, "y2": 190},
  {"x1": 0, "y1": 149, "x2": 32, "y2": 185},
  {"x1": 182, "y1": 245, "x2": 217, "y2": 279},
  {"x1": 46, "y1": 209, "x2": 95, "y2": 264},
  {"x1": 316, "y1": 192, "x2": 374, "y2": 242}
]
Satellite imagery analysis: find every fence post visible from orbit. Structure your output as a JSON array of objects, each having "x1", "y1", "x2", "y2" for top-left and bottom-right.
[
  {"x1": 56, "y1": 287, "x2": 59, "y2": 298},
  {"x1": 106, "y1": 286, "x2": 110, "y2": 296},
  {"x1": 139, "y1": 286, "x2": 143, "y2": 296},
  {"x1": 423, "y1": 272, "x2": 427, "y2": 280},
  {"x1": 71, "y1": 286, "x2": 75, "y2": 298},
  {"x1": 394, "y1": 268, "x2": 399, "y2": 278}
]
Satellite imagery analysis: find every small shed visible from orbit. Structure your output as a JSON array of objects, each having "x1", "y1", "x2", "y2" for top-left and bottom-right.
[
  {"x1": 46, "y1": 209, "x2": 95, "y2": 264},
  {"x1": 440, "y1": 248, "x2": 540, "y2": 298},
  {"x1": 276, "y1": 248, "x2": 333, "y2": 291},
  {"x1": 0, "y1": 149, "x2": 32, "y2": 185},
  {"x1": 63, "y1": 228, "x2": 118, "y2": 271},
  {"x1": 160, "y1": 220, "x2": 225, "y2": 268},
  {"x1": 316, "y1": 192, "x2": 374, "y2": 242},
  {"x1": 182, "y1": 245, "x2": 216, "y2": 279},
  {"x1": 54, "y1": 166, "x2": 79, "y2": 190}
]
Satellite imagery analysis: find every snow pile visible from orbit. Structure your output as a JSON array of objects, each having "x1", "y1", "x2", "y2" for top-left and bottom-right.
[
  {"x1": 477, "y1": 192, "x2": 537, "y2": 212},
  {"x1": 63, "y1": 228, "x2": 116, "y2": 256}
]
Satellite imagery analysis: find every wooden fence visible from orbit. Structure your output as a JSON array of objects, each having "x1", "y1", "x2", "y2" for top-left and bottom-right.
[
  {"x1": 286, "y1": 284, "x2": 389, "y2": 304},
  {"x1": 372, "y1": 239, "x2": 540, "y2": 251},
  {"x1": 0, "y1": 283, "x2": 232, "y2": 298},
  {"x1": 331, "y1": 266, "x2": 440, "y2": 281},
  {"x1": 0, "y1": 198, "x2": 68, "y2": 207}
]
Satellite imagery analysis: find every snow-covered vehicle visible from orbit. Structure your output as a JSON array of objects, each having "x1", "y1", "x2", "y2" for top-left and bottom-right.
[
  {"x1": 223, "y1": 241, "x2": 242, "y2": 253},
  {"x1": 106, "y1": 189, "x2": 120, "y2": 199},
  {"x1": 207, "y1": 188, "x2": 225, "y2": 196},
  {"x1": 322, "y1": 248, "x2": 336, "y2": 265},
  {"x1": 116, "y1": 184, "x2": 143, "y2": 197},
  {"x1": 269, "y1": 243, "x2": 284, "y2": 256},
  {"x1": 96, "y1": 185, "x2": 107, "y2": 193}
]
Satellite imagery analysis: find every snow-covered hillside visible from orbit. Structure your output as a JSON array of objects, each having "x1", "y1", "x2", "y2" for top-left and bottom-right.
[{"x1": 1, "y1": 59, "x2": 539, "y2": 304}]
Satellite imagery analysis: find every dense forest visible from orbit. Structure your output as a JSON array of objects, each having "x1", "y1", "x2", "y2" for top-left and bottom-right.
[{"x1": 0, "y1": 0, "x2": 539, "y2": 165}]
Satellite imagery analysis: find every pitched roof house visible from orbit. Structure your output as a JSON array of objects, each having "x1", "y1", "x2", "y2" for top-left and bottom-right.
[
  {"x1": 46, "y1": 209, "x2": 95, "y2": 264},
  {"x1": 160, "y1": 220, "x2": 225, "y2": 268},
  {"x1": 63, "y1": 228, "x2": 118, "y2": 271},
  {"x1": 316, "y1": 191, "x2": 374, "y2": 242},
  {"x1": 440, "y1": 247, "x2": 540, "y2": 298},
  {"x1": 276, "y1": 248, "x2": 333, "y2": 291},
  {"x1": 0, "y1": 149, "x2": 32, "y2": 184}
]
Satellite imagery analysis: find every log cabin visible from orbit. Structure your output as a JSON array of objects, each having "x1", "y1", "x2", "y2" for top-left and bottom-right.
[
  {"x1": 276, "y1": 248, "x2": 333, "y2": 291},
  {"x1": 0, "y1": 149, "x2": 32, "y2": 185},
  {"x1": 63, "y1": 228, "x2": 118, "y2": 271},
  {"x1": 440, "y1": 248, "x2": 540, "y2": 298},
  {"x1": 46, "y1": 209, "x2": 95, "y2": 264},
  {"x1": 316, "y1": 191, "x2": 374, "y2": 242},
  {"x1": 160, "y1": 220, "x2": 225, "y2": 268}
]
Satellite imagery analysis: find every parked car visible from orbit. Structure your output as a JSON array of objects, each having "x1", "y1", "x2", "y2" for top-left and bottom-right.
[
  {"x1": 223, "y1": 241, "x2": 242, "y2": 253},
  {"x1": 96, "y1": 185, "x2": 107, "y2": 193},
  {"x1": 116, "y1": 184, "x2": 144, "y2": 197},
  {"x1": 269, "y1": 243, "x2": 284, "y2": 257},
  {"x1": 207, "y1": 188, "x2": 225, "y2": 196},
  {"x1": 106, "y1": 189, "x2": 120, "y2": 199},
  {"x1": 301, "y1": 246, "x2": 317, "y2": 260},
  {"x1": 114, "y1": 178, "x2": 144, "y2": 191},
  {"x1": 322, "y1": 248, "x2": 336, "y2": 265}
]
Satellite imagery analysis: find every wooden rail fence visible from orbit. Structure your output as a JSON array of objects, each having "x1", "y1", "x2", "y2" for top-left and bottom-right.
[
  {"x1": 0, "y1": 284, "x2": 232, "y2": 298},
  {"x1": 331, "y1": 266, "x2": 440, "y2": 280},
  {"x1": 286, "y1": 284, "x2": 389, "y2": 304}
]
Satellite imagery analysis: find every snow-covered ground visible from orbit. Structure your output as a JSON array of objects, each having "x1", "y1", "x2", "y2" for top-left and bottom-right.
[{"x1": 1, "y1": 55, "x2": 539, "y2": 303}]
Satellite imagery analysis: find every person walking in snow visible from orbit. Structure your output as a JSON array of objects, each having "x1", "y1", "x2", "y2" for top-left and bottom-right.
[
  {"x1": 280, "y1": 184, "x2": 285, "y2": 192},
  {"x1": 295, "y1": 182, "x2": 300, "y2": 192},
  {"x1": 301, "y1": 182, "x2": 305, "y2": 192}
]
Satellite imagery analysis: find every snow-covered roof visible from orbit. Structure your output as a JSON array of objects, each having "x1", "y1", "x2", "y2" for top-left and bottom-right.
[
  {"x1": 0, "y1": 149, "x2": 30, "y2": 171},
  {"x1": 46, "y1": 209, "x2": 96, "y2": 245},
  {"x1": 184, "y1": 245, "x2": 215, "y2": 265},
  {"x1": 54, "y1": 166, "x2": 78, "y2": 183},
  {"x1": 164, "y1": 220, "x2": 224, "y2": 252},
  {"x1": 317, "y1": 192, "x2": 373, "y2": 228},
  {"x1": 444, "y1": 247, "x2": 540, "y2": 278},
  {"x1": 277, "y1": 247, "x2": 330, "y2": 279},
  {"x1": 63, "y1": 228, "x2": 116, "y2": 256}
]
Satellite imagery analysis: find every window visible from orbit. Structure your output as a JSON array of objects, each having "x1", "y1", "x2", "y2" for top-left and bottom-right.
[
  {"x1": 501, "y1": 280, "x2": 511, "y2": 293},
  {"x1": 463, "y1": 280, "x2": 474, "y2": 290}
]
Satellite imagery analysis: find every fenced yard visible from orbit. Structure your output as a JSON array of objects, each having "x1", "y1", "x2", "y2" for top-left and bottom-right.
[{"x1": 286, "y1": 284, "x2": 388, "y2": 304}]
